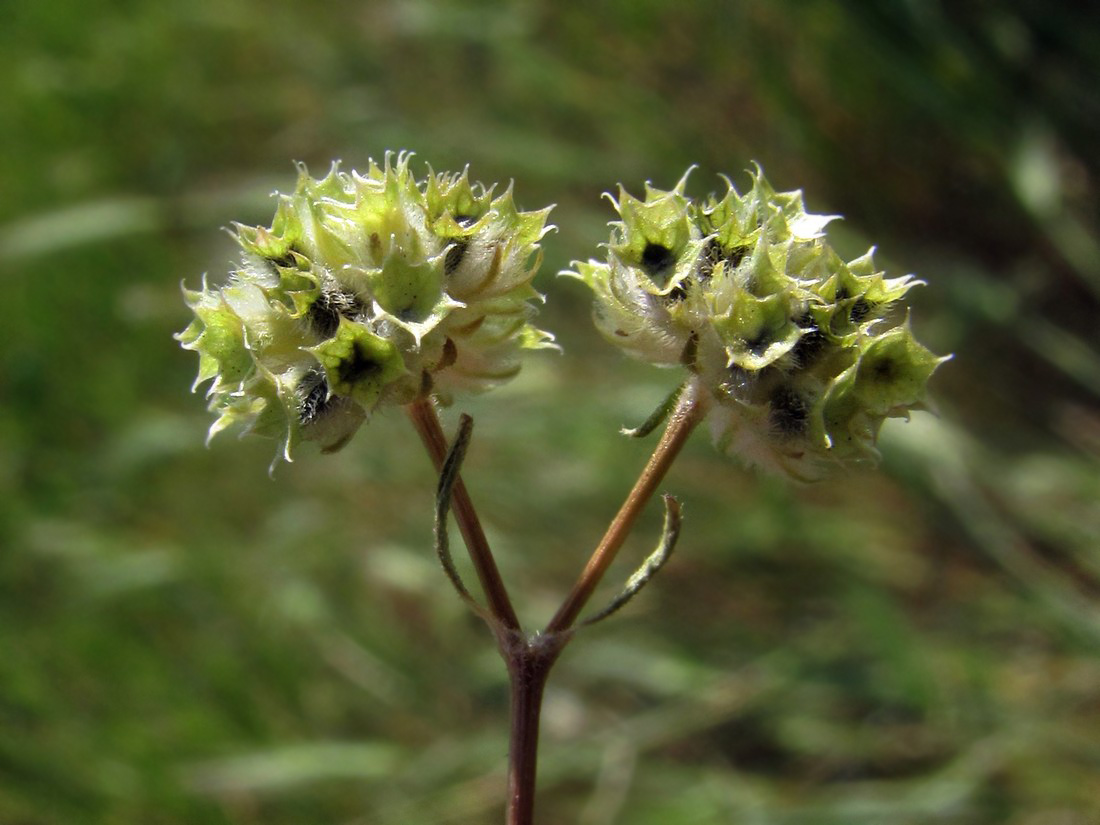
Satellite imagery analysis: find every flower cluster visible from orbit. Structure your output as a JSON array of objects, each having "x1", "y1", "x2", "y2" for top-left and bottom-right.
[
  {"x1": 566, "y1": 166, "x2": 949, "y2": 480},
  {"x1": 177, "y1": 153, "x2": 555, "y2": 466}
]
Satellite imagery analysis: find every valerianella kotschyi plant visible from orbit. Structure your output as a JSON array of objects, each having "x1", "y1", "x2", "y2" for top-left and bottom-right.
[{"x1": 178, "y1": 154, "x2": 948, "y2": 825}]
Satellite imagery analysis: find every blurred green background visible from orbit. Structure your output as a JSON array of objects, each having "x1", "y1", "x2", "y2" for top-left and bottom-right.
[{"x1": 4, "y1": 1, "x2": 1100, "y2": 823}]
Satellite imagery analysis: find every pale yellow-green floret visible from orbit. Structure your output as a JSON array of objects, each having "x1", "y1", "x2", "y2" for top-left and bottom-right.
[
  {"x1": 177, "y1": 152, "x2": 556, "y2": 467},
  {"x1": 564, "y1": 164, "x2": 949, "y2": 480}
]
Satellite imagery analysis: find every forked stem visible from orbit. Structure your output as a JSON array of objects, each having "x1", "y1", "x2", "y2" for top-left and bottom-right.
[
  {"x1": 419, "y1": 381, "x2": 707, "y2": 825},
  {"x1": 406, "y1": 397, "x2": 521, "y2": 632}
]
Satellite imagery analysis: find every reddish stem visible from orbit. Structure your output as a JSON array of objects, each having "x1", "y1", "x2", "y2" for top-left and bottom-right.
[
  {"x1": 546, "y1": 381, "x2": 706, "y2": 634},
  {"x1": 501, "y1": 630, "x2": 566, "y2": 825}
]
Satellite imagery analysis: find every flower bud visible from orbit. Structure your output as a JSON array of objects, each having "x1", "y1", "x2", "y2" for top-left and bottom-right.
[
  {"x1": 177, "y1": 153, "x2": 556, "y2": 466},
  {"x1": 565, "y1": 165, "x2": 949, "y2": 480}
]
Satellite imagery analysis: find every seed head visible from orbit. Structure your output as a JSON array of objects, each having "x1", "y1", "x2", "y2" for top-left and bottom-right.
[
  {"x1": 565, "y1": 164, "x2": 950, "y2": 480},
  {"x1": 177, "y1": 152, "x2": 556, "y2": 466}
]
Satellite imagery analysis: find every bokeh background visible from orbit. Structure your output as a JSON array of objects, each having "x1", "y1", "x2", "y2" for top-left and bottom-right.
[{"x1": 4, "y1": 1, "x2": 1100, "y2": 823}]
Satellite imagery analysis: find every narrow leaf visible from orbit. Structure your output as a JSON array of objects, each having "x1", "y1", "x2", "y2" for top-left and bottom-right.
[
  {"x1": 434, "y1": 414, "x2": 489, "y2": 617},
  {"x1": 581, "y1": 495, "x2": 682, "y2": 627},
  {"x1": 621, "y1": 383, "x2": 685, "y2": 439}
]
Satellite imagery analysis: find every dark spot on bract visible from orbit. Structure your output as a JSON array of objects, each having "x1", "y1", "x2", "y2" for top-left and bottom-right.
[
  {"x1": 697, "y1": 238, "x2": 723, "y2": 281},
  {"x1": 308, "y1": 299, "x2": 341, "y2": 339},
  {"x1": 869, "y1": 356, "x2": 897, "y2": 383},
  {"x1": 849, "y1": 297, "x2": 873, "y2": 323},
  {"x1": 641, "y1": 242, "x2": 676, "y2": 282},
  {"x1": 338, "y1": 342, "x2": 385, "y2": 386},
  {"x1": 443, "y1": 215, "x2": 478, "y2": 275},
  {"x1": 444, "y1": 239, "x2": 469, "y2": 275},
  {"x1": 727, "y1": 245, "x2": 749, "y2": 268},
  {"x1": 308, "y1": 289, "x2": 363, "y2": 339},
  {"x1": 770, "y1": 386, "x2": 809, "y2": 436},
  {"x1": 744, "y1": 329, "x2": 772, "y2": 356},
  {"x1": 791, "y1": 314, "x2": 827, "y2": 366},
  {"x1": 664, "y1": 282, "x2": 688, "y2": 303},
  {"x1": 298, "y1": 368, "x2": 332, "y2": 426},
  {"x1": 834, "y1": 285, "x2": 850, "y2": 302},
  {"x1": 696, "y1": 238, "x2": 749, "y2": 282}
]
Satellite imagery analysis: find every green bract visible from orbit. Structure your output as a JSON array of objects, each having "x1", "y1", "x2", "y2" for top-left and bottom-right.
[
  {"x1": 566, "y1": 165, "x2": 950, "y2": 480},
  {"x1": 177, "y1": 153, "x2": 556, "y2": 466}
]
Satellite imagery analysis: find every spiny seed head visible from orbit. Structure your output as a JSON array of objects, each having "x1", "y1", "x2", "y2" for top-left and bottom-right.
[
  {"x1": 564, "y1": 164, "x2": 950, "y2": 480},
  {"x1": 177, "y1": 152, "x2": 556, "y2": 468}
]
